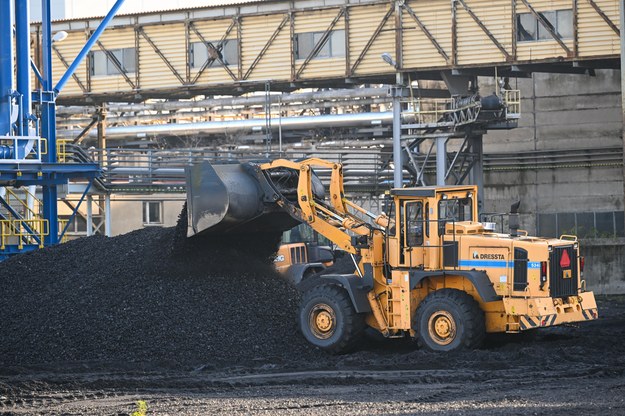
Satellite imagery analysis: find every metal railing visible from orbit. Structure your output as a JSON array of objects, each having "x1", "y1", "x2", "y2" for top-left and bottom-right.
[
  {"x1": 76, "y1": 145, "x2": 622, "y2": 193},
  {"x1": 0, "y1": 135, "x2": 45, "y2": 164}
]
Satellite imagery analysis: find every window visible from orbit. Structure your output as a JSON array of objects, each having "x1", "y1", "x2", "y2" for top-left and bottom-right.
[
  {"x1": 90, "y1": 47, "x2": 136, "y2": 76},
  {"x1": 295, "y1": 30, "x2": 345, "y2": 60},
  {"x1": 517, "y1": 9, "x2": 572, "y2": 42},
  {"x1": 190, "y1": 40, "x2": 238, "y2": 68},
  {"x1": 438, "y1": 198, "x2": 473, "y2": 223},
  {"x1": 404, "y1": 201, "x2": 424, "y2": 247},
  {"x1": 143, "y1": 201, "x2": 162, "y2": 225}
]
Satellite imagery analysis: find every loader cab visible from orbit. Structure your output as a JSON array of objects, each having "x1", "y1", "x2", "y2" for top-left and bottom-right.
[{"x1": 387, "y1": 186, "x2": 478, "y2": 270}]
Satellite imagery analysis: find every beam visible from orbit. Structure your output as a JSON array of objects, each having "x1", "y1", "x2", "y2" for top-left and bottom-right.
[
  {"x1": 402, "y1": 3, "x2": 449, "y2": 63},
  {"x1": 95, "y1": 40, "x2": 137, "y2": 89},
  {"x1": 350, "y1": 6, "x2": 394, "y2": 74},
  {"x1": 295, "y1": 9, "x2": 344, "y2": 79},
  {"x1": 519, "y1": 0, "x2": 572, "y2": 57},
  {"x1": 587, "y1": 0, "x2": 620, "y2": 36},
  {"x1": 189, "y1": 19, "x2": 237, "y2": 83},
  {"x1": 457, "y1": 0, "x2": 512, "y2": 61},
  {"x1": 54, "y1": 0, "x2": 126, "y2": 94},
  {"x1": 138, "y1": 27, "x2": 186, "y2": 85},
  {"x1": 243, "y1": 14, "x2": 289, "y2": 80},
  {"x1": 52, "y1": 45, "x2": 88, "y2": 92}
]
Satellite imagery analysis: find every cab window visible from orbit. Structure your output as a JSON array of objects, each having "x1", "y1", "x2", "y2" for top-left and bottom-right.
[
  {"x1": 438, "y1": 198, "x2": 473, "y2": 222},
  {"x1": 438, "y1": 197, "x2": 473, "y2": 235},
  {"x1": 404, "y1": 201, "x2": 424, "y2": 247}
]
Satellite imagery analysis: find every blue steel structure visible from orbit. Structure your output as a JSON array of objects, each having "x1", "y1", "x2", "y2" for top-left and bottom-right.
[{"x1": 0, "y1": 0, "x2": 125, "y2": 258}]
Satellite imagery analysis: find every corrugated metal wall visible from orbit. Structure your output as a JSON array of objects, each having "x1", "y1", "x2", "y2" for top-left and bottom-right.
[
  {"x1": 294, "y1": 8, "x2": 345, "y2": 79},
  {"x1": 402, "y1": 1, "x2": 451, "y2": 69},
  {"x1": 241, "y1": 13, "x2": 291, "y2": 81},
  {"x1": 91, "y1": 27, "x2": 136, "y2": 93},
  {"x1": 578, "y1": 0, "x2": 620, "y2": 57},
  {"x1": 456, "y1": 0, "x2": 513, "y2": 65},
  {"x1": 39, "y1": 0, "x2": 620, "y2": 101},
  {"x1": 516, "y1": 0, "x2": 574, "y2": 60}
]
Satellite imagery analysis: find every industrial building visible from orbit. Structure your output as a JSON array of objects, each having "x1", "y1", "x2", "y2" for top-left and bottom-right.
[{"x1": 0, "y1": 0, "x2": 623, "y2": 292}]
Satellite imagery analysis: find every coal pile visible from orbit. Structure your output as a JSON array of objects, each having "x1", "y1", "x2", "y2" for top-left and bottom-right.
[{"x1": 0, "y1": 209, "x2": 322, "y2": 369}]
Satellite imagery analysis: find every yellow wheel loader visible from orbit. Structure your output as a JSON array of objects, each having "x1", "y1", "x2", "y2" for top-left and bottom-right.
[{"x1": 185, "y1": 158, "x2": 598, "y2": 352}]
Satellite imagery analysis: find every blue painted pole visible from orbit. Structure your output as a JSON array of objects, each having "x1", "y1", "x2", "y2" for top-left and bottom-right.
[
  {"x1": 15, "y1": 0, "x2": 31, "y2": 136},
  {"x1": 40, "y1": 0, "x2": 58, "y2": 245},
  {"x1": 54, "y1": 0, "x2": 126, "y2": 94},
  {"x1": 0, "y1": 0, "x2": 14, "y2": 136}
]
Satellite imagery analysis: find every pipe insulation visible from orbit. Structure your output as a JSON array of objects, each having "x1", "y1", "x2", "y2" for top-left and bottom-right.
[
  {"x1": 57, "y1": 111, "x2": 395, "y2": 140},
  {"x1": 57, "y1": 87, "x2": 392, "y2": 115}
]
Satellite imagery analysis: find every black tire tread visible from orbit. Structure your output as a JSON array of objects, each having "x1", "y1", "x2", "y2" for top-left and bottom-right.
[
  {"x1": 299, "y1": 284, "x2": 365, "y2": 354},
  {"x1": 415, "y1": 288, "x2": 485, "y2": 351}
]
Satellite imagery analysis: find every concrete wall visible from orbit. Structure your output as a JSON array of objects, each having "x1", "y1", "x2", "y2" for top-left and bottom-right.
[
  {"x1": 581, "y1": 239, "x2": 625, "y2": 294},
  {"x1": 480, "y1": 69, "x2": 624, "y2": 293},
  {"x1": 482, "y1": 70, "x2": 623, "y2": 232},
  {"x1": 108, "y1": 196, "x2": 185, "y2": 236}
]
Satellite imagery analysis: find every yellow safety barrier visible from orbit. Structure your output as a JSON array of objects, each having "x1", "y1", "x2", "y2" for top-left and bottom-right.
[
  {"x1": 58, "y1": 219, "x2": 69, "y2": 243},
  {"x1": 13, "y1": 219, "x2": 48, "y2": 249},
  {"x1": 0, "y1": 220, "x2": 12, "y2": 250},
  {"x1": 403, "y1": 96, "x2": 458, "y2": 125},
  {"x1": 503, "y1": 89, "x2": 521, "y2": 116},
  {"x1": 5, "y1": 187, "x2": 40, "y2": 219},
  {"x1": 57, "y1": 139, "x2": 73, "y2": 163}
]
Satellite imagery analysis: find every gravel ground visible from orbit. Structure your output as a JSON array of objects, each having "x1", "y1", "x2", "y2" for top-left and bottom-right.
[
  {"x1": 0, "y1": 207, "x2": 624, "y2": 415},
  {"x1": 0, "y1": 209, "x2": 323, "y2": 370},
  {"x1": 0, "y1": 296, "x2": 623, "y2": 415}
]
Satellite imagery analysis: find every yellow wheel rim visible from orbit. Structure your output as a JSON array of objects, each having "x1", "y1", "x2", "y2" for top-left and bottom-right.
[
  {"x1": 428, "y1": 310, "x2": 456, "y2": 346},
  {"x1": 309, "y1": 303, "x2": 336, "y2": 340}
]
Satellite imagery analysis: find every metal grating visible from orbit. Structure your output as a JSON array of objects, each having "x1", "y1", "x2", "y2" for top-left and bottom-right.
[
  {"x1": 513, "y1": 247, "x2": 528, "y2": 291},
  {"x1": 290, "y1": 245, "x2": 307, "y2": 264},
  {"x1": 549, "y1": 245, "x2": 578, "y2": 298}
]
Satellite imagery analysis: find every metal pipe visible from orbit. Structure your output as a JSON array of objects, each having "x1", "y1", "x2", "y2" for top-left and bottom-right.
[
  {"x1": 86, "y1": 194, "x2": 93, "y2": 236},
  {"x1": 57, "y1": 111, "x2": 395, "y2": 140},
  {"x1": 56, "y1": 98, "x2": 390, "y2": 123},
  {"x1": 57, "y1": 87, "x2": 392, "y2": 115},
  {"x1": 436, "y1": 136, "x2": 447, "y2": 186},
  {"x1": 0, "y1": 0, "x2": 13, "y2": 135},
  {"x1": 104, "y1": 194, "x2": 111, "y2": 237},
  {"x1": 392, "y1": 89, "x2": 402, "y2": 188},
  {"x1": 54, "y1": 0, "x2": 127, "y2": 94},
  {"x1": 15, "y1": 0, "x2": 31, "y2": 135}
]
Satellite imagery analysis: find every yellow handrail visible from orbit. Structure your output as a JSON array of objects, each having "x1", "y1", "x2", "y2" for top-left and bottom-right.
[
  {"x1": 0, "y1": 220, "x2": 11, "y2": 250},
  {"x1": 5, "y1": 187, "x2": 40, "y2": 219},
  {"x1": 14, "y1": 219, "x2": 48, "y2": 249},
  {"x1": 57, "y1": 139, "x2": 72, "y2": 163},
  {"x1": 58, "y1": 219, "x2": 69, "y2": 243}
]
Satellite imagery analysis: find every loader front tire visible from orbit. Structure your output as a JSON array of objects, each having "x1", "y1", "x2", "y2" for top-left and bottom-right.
[
  {"x1": 414, "y1": 289, "x2": 485, "y2": 352},
  {"x1": 299, "y1": 284, "x2": 365, "y2": 354}
]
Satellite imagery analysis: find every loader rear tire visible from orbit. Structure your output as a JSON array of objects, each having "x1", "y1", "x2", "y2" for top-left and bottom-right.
[
  {"x1": 414, "y1": 289, "x2": 485, "y2": 352},
  {"x1": 299, "y1": 284, "x2": 365, "y2": 354}
]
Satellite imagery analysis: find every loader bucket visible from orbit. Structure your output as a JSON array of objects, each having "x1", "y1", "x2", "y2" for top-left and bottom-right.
[{"x1": 185, "y1": 161, "x2": 300, "y2": 237}]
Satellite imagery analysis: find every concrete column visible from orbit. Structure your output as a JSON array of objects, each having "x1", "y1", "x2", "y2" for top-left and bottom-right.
[
  {"x1": 392, "y1": 91, "x2": 402, "y2": 188},
  {"x1": 26, "y1": 186, "x2": 36, "y2": 220},
  {"x1": 436, "y1": 137, "x2": 447, "y2": 186},
  {"x1": 621, "y1": 0, "x2": 625, "y2": 235},
  {"x1": 86, "y1": 195, "x2": 93, "y2": 237},
  {"x1": 104, "y1": 194, "x2": 111, "y2": 237},
  {"x1": 468, "y1": 135, "x2": 484, "y2": 212}
]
